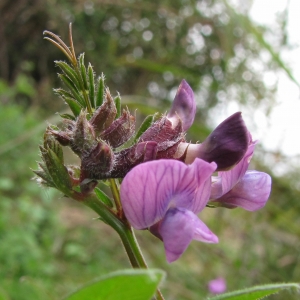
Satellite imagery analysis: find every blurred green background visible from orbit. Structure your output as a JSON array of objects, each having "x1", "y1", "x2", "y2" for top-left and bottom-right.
[{"x1": 0, "y1": 0, "x2": 299, "y2": 299}]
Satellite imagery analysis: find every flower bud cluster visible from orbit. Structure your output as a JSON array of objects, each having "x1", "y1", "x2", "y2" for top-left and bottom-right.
[
  {"x1": 49, "y1": 89, "x2": 136, "y2": 183},
  {"x1": 36, "y1": 78, "x2": 257, "y2": 196}
]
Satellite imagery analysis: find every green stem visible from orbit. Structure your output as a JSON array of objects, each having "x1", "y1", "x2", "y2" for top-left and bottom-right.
[
  {"x1": 109, "y1": 178, "x2": 122, "y2": 212},
  {"x1": 83, "y1": 195, "x2": 144, "y2": 268},
  {"x1": 82, "y1": 194, "x2": 165, "y2": 299}
]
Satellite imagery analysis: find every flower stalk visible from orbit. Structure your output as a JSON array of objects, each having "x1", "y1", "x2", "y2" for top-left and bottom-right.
[
  {"x1": 109, "y1": 178, "x2": 122, "y2": 216},
  {"x1": 82, "y1": 189, "x2": 165, "y2": 299}
]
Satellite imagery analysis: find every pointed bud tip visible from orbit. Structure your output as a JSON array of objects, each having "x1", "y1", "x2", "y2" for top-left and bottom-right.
[{"x1": 167, "y1": 79, "x2": 196, "y2": 131}]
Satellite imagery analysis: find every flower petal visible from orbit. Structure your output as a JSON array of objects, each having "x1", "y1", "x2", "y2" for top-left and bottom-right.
[
  {"x1": 121, "y1": 158, "x2": 216, "y2": 229},
  {"x1": 167, "y1": 80, "x2": 196, "y2": 131},
  {"x1": 184, "y1": 112, "x2": 249, "y2": 171},
  {"x1": 159, "y1": 208, "x2": 218, "y2": 263},
  {"x1": 211, "y1": 171, "x2": 272, "y2": 211},
  {"x1": 208, "y1": 277, "x2": 227, "y2": 294},
  {"x1": 210, "y1": 141, "x2": 256, "y2": 199},
  {"x1": 121, "y1": 159, "x2": 196, "y2": 229},
  {"x1": 173, "y1": 158, "x2": 217, "y2": 212}
]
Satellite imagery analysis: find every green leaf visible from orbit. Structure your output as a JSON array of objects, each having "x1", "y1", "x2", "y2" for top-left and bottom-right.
[
  {"x1": 207, "y1": 283, "x2": 300, "y2": 300},
  {"x1": 55, "y1": 61, "x2": 81, "y2": 90},
  {"x1": 88, "y1": 63, "x2": 95, "y2": 108},
  {"x1": 96, "y1": 73, "x2": 105, "y2": 108},
  {"x1": 134, "y1": 113, "x2": 158, "y2": 143},
  {"x1": 54, "y1": 88, "x2": 76, "y2": 100},
  {"x1": 33, "y1": 162, "x2": 55, "y2": 188},
  {"x1": 64, "y1": 269, "x2": 165, "y2": 300},
  {"x1": 94, "y1": 188, "x2": 113, "y2": 208},
  {"x1": 59, "y1": 113, "x2": 76, "y2": 121},
  {"x1": 79, "y1": 53, "x2": 88, "y2": 90},
  {"x1": 44, "y1": 148, "x2": 72, "y2": 194},
  {"x1": 43, "y1": 133, "x2": 64, "y2": 163},
  {"x1": 59, "y1": 74, "x2": 85, "y2": 107},
  {"x1": 114, "y1": 93, "x2": 121, "y2": 118},
  {"x1": 64, "y1": 97, "x2": 82, "y2": 117}
]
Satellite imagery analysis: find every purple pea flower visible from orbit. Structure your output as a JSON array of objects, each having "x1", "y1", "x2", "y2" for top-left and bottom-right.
[
  {"x1": 120, "y1": 158, "x2": 219, "y2": 263},
  {"x1": 210, "y1": 140, "x2": 272, "y2": 210},
  {"x1": 208, "y1": 277, "x2": 227, "y2": 294}
]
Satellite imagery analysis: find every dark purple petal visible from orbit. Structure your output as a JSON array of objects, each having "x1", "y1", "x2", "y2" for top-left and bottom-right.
[
  {"x1": 184, "y1": 112, "x2": 249, "y2": 171},
  {"x1": 167, "y1": 80, "x2": 196, "y2": 131},
  {"x1": 159, "y1": 208, "x2": 218, "y2": 263},
  {"x1": 211, "y1": 171, "x2": 272, "y2": 211},
  {"x1": 208, "y1": 278, "x2": 227, "y2": 294},
  {"x1": 120, "y1": 158, "x2": 216, "y2": 229}
]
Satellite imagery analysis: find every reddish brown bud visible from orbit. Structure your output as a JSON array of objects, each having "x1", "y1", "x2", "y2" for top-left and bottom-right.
[
  {"x1": 109, "y1": 141, "x2": 158, "y2": 178},
  {"x1": 90, "y1": 89, "x2": 117, "y2": 135},
  {"x1": 50, "y1": 130, "x2": 72, "y2": 146},
  {"x1": 71, "y1": 111, "x2": 96, "y2": 156},
  {"x1": 100, "y1": 108, "x2": 135, "y2": 148},
  {"x1": 81, "y1": 140, "x2": 114, "y2": 179},
  {"x1": 139, "y1": 116, "x2": 185, "y2": 159},
  {"x1": 139, "y1": 116, "x2": 183, "y2": 143}
]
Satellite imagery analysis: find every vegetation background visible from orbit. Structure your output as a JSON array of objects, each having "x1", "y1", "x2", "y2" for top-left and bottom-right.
[{"x1": 0, "y1": 0, "x2": 299, "y2": 299}]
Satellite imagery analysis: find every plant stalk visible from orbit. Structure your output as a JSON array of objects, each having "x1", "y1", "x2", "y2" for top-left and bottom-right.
[{"x1": 83, "y1": 194, "x2": 164, "y2": 299}]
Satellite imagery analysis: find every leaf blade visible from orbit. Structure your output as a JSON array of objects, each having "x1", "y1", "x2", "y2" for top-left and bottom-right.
[
  {"x1": 207, "y1": 283, "x2": 300, "y2": 300},
  {"x1": 64, "y1": 269, "x2": 165, "y2": 300}
]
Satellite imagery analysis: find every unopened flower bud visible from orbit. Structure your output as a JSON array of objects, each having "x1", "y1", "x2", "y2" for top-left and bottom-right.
[
  {"x1": 90, "y1": 89, "x2": 117, "y2": 135},
  {"x1": 71, "y1": 111, "x2": 96, "y2": 156},
  {"x1": 167, "y1": 79, "x2": 196, "y2": 131},
  {"x1": 81, "y1": 140, "x2": 114, "y2": 179},
  {"x1": 109, "y1": 141, "x2": 158, "y2": 178},
  {"x1": 50, "y1": 119, "x2": 76, "y2": 145},
  {"x1": 100, "y1": 108, "x2": 135, "y2": 148}
]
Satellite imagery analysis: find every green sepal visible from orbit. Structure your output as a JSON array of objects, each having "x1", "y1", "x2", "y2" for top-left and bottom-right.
[
  {"x1": 55, "y1": 61, "x2": 81, "y2": 90},
  {"x1": 79, "y1": 53, "x2": 88, "y2": 90},
  {"x1": 88, "y1": 63, "x2": 95, "y2": 108},
  {"x1": 44, "y1": 132, "x2": 64, "y2": 163},
  {"x1": 96, "y1": 73, "x2": 105, "y2": 108},
  {"x1": 54, "y1": 88, "x2": 76, "y2": 100},
  {"x1": 59, "y1": 113, "x2": 76, "y2": 121},
  {"x1": 54, "y1": 87, "x2": 83, "y2": 117},
  {"x1": 94, "y1": 187, "x2": 114, "y2": 208},
  {"x1": 59, "y1": 74, "x2": 85, "y2": 107},
  {"x1": 33, "y1": 162, "x2": 55, "y2": 188},
  {"x1": 44, "y1": 148, "x2": 72, "y2": 194},
  {"x1": 64, "y1": 97, "x2": 82, "y2": 117},
  {"x1": 114, "y1": 93, "x2": 121, "y2": 119},
  {"x1": 133, "y1": 113, "x2": 158, "y2": 143}
]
